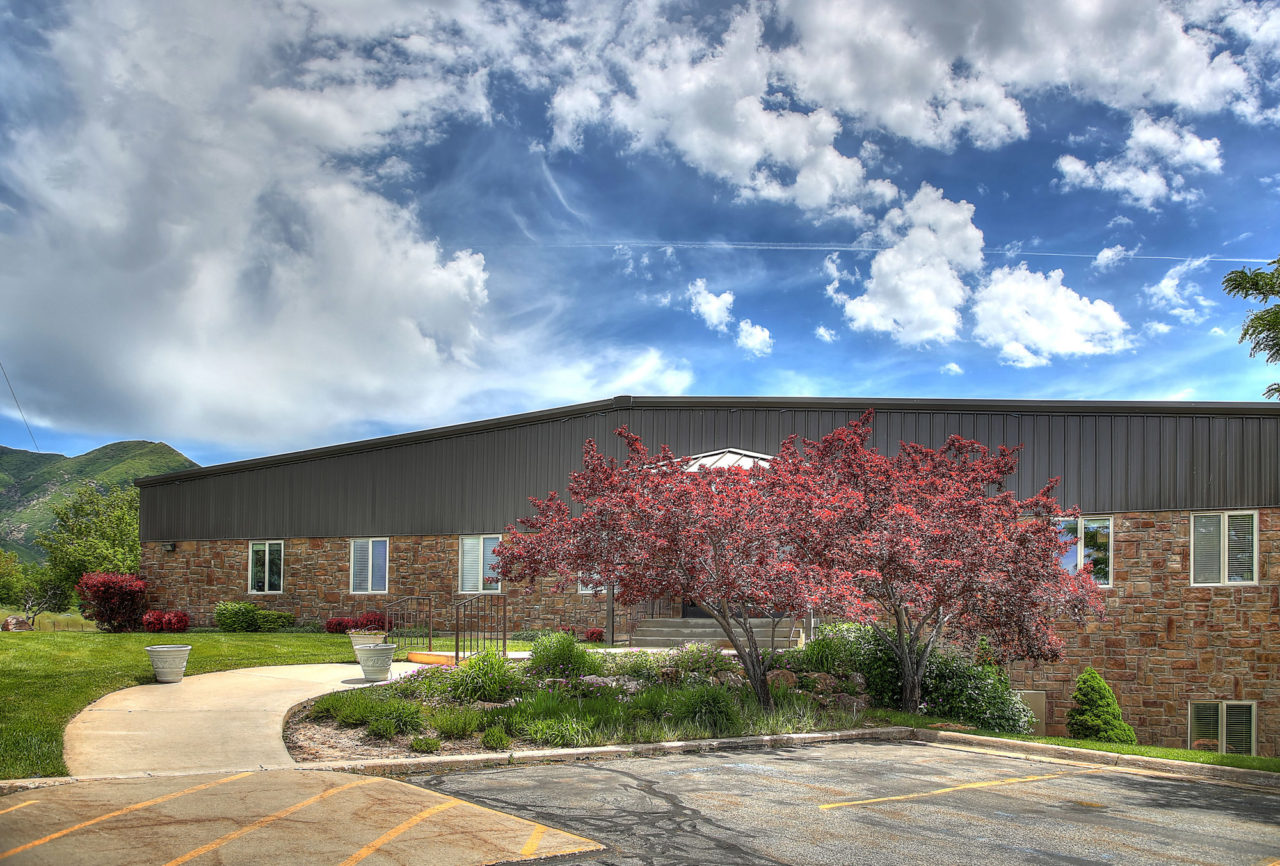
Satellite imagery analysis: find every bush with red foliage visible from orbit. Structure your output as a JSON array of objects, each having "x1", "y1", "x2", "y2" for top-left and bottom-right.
[
  {"x1": 325, "y1": 616, "x2": 356, "y2": 634},
  {"x1": 584, "y1": 627, "x2": 605, "y2": 643},
  {"x1": 163, "y1": 610, "x2": 190, "y2": 632},
  {"x1": 143, "y1": 610, "x2": 167, "y2": 632},
  {"x1": 354, "y1": 611, "x2": 388, "y2": 631},
  {"x1": 558, "y1": 625, "x2": 578, "y2": 637},
  {"x1": 76, "y1": 573, "x2": 148, "y2": 632}
]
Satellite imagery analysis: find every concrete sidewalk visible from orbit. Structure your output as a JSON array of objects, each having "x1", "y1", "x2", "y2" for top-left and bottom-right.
[{"x1": 63, "y1": 662, "x2": 423, "y2": 776}]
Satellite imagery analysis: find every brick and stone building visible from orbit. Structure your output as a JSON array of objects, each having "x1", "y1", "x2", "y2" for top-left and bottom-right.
[{"x1": 138, "y1": 395, "x2": 1279, "y2": 756}]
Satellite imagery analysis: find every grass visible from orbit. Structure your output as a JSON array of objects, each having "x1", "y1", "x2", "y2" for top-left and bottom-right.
[
  {"x1": 0, "y1": 606, "x2": 96, "y2": 632},
  {"x1": 862, "y1": 708, "x2": 1280, "y2": 774},
  {"x1": 0, "y1": 631, "x2": 360, "y2": 779}
]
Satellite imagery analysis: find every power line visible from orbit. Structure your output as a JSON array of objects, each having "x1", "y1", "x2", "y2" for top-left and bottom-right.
[{"x1": 0, "y1": 356, "x2": 39, "y2": 452}]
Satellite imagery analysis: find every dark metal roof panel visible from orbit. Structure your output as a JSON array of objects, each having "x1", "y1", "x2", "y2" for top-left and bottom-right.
[{"x1": 139, "y1": 397, "x2": 1280, "y2": 541}]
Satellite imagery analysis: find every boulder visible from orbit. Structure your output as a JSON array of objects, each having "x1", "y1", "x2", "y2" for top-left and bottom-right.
[
  {"x1": 766, "y1": 668, "x2": 797, "y2": 689},
  {"x1": 2, "y1": 616, "x2": 32, "y2": 632},
  {"x1": 829, "y1": 692, "x2": 867, "y2": 715},
  {"x1": 807, "y1": 672, "x2": 840, "y2": 693}
]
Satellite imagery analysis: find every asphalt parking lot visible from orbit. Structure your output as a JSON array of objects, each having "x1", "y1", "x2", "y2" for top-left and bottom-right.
[{"x1": 412, "y1": 740, "x2": 1280, "y2": 866}]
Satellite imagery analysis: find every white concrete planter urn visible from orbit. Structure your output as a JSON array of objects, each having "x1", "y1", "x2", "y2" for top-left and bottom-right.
[
  {"x1": 353, "y1": 643, "x2": 396, "y2": 682},
  {"x1": 145, "y1": 644, "x2": 192, "y2": 684},
  {"x1": 348, "y1": 631, "x2": 388, "y2": 657}
]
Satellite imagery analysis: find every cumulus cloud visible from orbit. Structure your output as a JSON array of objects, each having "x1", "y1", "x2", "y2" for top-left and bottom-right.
[
  {"x1": 972, "y1": 264, "x2": 1132, "y2": 367},
  {"x1": 1143, "y1": 321, "x2": 1173, "y2": 337},
  {"x1": 686, "y1": 279, "x2": 735, "y2": 333},
  {"x1": 1092, "y1": 245, "x2": 1137, "y2": 271},
  {"x1": 1144, "y1": 256, "x2": 1216, "y2": 323},
  {"x1": 940, "y1": 362, "x2": 964, "y2": 376},
  {"x1": 736, "y1": 320, "x2": 774, "y2": 357},
  {"x1": 815, "y1": 325, "x2": 838, "y2": 343},
  {"x1": 1056, "y1": 113, "x2": 1223, "y2": 209},
  {"x1": 826, "y1": 185, "x2": 984, "y2": 345}
]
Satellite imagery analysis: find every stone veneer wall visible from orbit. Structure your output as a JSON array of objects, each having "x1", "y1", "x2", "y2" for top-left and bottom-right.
[
  {"x1": 1009, "y1": 508, "x2": 1278, "y2": 756},
  {"x1": 140, "y1": 535, "x2": 626, "y2": 637}
]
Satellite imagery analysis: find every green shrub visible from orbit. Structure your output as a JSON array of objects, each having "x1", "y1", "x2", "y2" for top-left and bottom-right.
[
  {"x1": 526, "y1": 631, "x2": 604, "y2": 679},
  {"x1": 524, "y1": 716, "x2": 591, "y2": 747},
  {"x1": 410, "y1": 736, "x2": 441, "y2": 753},
  {"x1": 511, "y1": 629, "x2": 558, "y2": 641},
  {"x1": 797, "y1": 634, "x2": 855, "y2": 674},
  {"x1": 670, "y1": 684, "x2": 743, "y2": 737},
  {"x1": 448, "y1": 649, "x2": 522, "y2": 703},
  {"x1": 816, "y1": 623, "x2": 899, "y2": 705},
  {"x1": 480, "y1": 726, "x2": 512, "y2": 750},
  {"x1": 431, "y1": 706, "x2": 483, "y2": 739},
  {"x1": 1066, "y1": 667, "x2": 1137, "y2": 744},
  {"x1": 603, "y1": 650, "x2": 663, "y2": 682},
  {"x1": 213, "y1": 601, "x2": 261, "y2": 633},
  {"x1": 372, "y1": 699, "x2": 425, "y2": 736},
  {"x1": 668, "y1": 642, "x2": 736, "y2": 677},
  {"x1": 367, "y1": 716, "x2": 398, "y2": 739},
  {"x1": 922, "y1": 652, "x2": 1034, "y2": 734},
  {"x1": 254, "y1": 609, "x2": 296, "y2": 632},
  {"x1": 389, "y1": 667, "x2": 451, "y2": 702}
]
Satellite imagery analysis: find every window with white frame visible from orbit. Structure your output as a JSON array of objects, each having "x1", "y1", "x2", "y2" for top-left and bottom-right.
[
  {"x1": 350, "y1": 538, "x2": 389, "y2": 594},
  {"x1": 1055, "y1": 516, "x2": 1113, "y2": 587},
  {"x1": 459, "y1": 534, "x2": 502, "y2": 593},
  {"x1": 1189, "y1": 701, "x2": 1256, "y2": 755},
  {"x1": 1191, "y1": 511, "x2": 1257, "y2": 585},
  {"x1": 249, "y1": 541, "x2": 284, "y2": 593}
]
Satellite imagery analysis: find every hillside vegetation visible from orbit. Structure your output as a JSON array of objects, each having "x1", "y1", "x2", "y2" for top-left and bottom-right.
[{"x1": 0, "y1": 441, "x2": 196, "y2": 562}]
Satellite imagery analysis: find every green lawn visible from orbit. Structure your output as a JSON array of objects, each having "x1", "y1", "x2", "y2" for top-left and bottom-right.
[
  {"x1": 0, "y1": 606, "x2": 96, "y2": 632},
  {"x1": 862, "y1": 708, "x2": 1280, "y2": 774},
  {"x1": 0, "y1": 631, "x2": 549, "y2": 780}
]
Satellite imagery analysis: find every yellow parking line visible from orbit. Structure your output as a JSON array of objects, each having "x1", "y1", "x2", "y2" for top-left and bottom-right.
[
  {"x1": 820, "y1": 768, "x2": 1104, "y2": 810},
  {"x1": 0, "y1": 772, "x2": 253, "y2": 860},
  {"x1": 455, "y1": 798, "x2": 602, "y2": 850},
  {"x1": 338, "y1": 799, "x2": 459, "y2": 865},
  {"x1": 0, "y1": 801, "x2": 37, "y2": 818},
  {"x1": 165, "y1": 777, "x2": 378, "y2": 865},
  {"x1": 520, "y1": 824, "x2": 548, "y2": 856}
]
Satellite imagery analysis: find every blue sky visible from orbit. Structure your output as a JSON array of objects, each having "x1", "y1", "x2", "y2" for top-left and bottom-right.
[{"x1": 1, "y1": 0, "x2": 1278, "y2": 467}]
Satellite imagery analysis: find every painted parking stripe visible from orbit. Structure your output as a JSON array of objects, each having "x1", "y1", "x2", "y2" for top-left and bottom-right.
[
  {"x1": 0, "y1": 801, "x2": 37, "y2": 818},
  {"x1": 0, "y1": 772, "x2": 254, "y2": 861},
  {"x1": 164, "y1": 776, "x2": 379, "y2": 866},
  {"x1": 820, "y1": 768, "x2": 1106, "y2": 810},
  {"x1": 338, "y1": 799, "x2": 460, "y2": 866},
  {"x1": 519, "y1": 825, "x2": 548, "y2": 856}
]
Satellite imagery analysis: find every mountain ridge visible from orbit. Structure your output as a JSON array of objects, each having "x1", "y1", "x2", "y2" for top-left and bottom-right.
[{"x1": 0, "y1": 440, "x2": 198, "y2": 562}]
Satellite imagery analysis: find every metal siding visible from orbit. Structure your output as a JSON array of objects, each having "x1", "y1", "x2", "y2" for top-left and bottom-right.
[{"x1": 139, "y1": 402, "x2": 1280, "y2": 540}]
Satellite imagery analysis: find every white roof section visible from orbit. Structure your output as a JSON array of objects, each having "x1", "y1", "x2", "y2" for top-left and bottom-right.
[{"x1": 685, "y1": 447, "x2": 774, "y2": 470}]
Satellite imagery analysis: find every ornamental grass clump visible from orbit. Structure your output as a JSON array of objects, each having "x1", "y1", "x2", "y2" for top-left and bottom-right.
[
  {"x1": 431, "y1": 706, "x2": 483, "y2": 740},
  {"x1": 670, "y1": 684, "x2": 744, "y2": 738},
  {"x1": 448, "y1": 649, "x2": 522, "y2": 703},
  {"x1": 526, "y1": 631, "x2": 604, "y2": 679},
  {"x1": 1066, "y1": 667, "x2": 1137, "y2": 744}
]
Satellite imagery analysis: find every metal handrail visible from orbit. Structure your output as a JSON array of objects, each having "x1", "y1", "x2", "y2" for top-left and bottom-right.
[
  {"x1": 452, "y1": 594, "x2": 507, "y2": 664},
  {"x1": 381, "y1": 595, "x2": 435, "y2": 652}
]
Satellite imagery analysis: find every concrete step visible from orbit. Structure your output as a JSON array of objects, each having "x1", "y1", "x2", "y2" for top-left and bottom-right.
[{"x1": 629, "y1": 617, "x2": 802, "y2": 649}]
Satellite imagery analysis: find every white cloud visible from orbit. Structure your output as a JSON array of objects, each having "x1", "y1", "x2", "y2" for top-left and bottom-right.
[
  {"x1": 972, "y1": 264, "x2": 1132, "y2": 367},
  {"x1": 940, "y1": 362, "x2": 964, "y2": 376},
  {"x1": 736, "y1": 320, "x2": 774, "y2": 357},
  {"x1": 1092, "y1": 244, "x2": 1136, "y2": 271},
  {"x1": 1144, "y1": 256, "x2": 1216, "y2": 323},
  {"x1": 1143, "y1": 321, "x2": 1173, "y2": 337},
  {"x1": 1210, "y1": 326, "x2": 1228, "y2": 336},
  {"x1": 815, "y1": 325, "x2": 838, "y2": 343},
  {"x1": 686, "y1": 278, "x2": 735, "y2": 333},
  {"x1": 826, "y1": 184, "x2": 984, "y2": 345},
  {"x1": 1056, "y1": 112, "x2": 1223, "y2": 209}
]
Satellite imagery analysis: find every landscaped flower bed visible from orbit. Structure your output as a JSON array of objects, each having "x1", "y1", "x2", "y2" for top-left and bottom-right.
[{"x1": 284, "y1": 633, "x2": 870, "y2": 762}]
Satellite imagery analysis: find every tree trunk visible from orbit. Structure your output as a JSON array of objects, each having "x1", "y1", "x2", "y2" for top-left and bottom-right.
[
  {"x1": 698, "y1": 600, "x2": 773, "y2": 709},
  {"x1": 899, "y1": 650, "x2": 923, "y2": 713}
]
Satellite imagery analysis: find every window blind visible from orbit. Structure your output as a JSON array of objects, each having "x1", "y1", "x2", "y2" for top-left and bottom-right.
[
  {"x1": 1191, "y1": 514, "x2": 1221, "y2": 584},
  {"x1": 1224, "y1": 704, "x2": 1255, "y2": 755},
  {"x1": 1189, "y1": 702, "x2": 1221, "y2": 750},
  {"x1": 1225, "y1": 513, "x2": 1255, "y2": 583},
  {"x1": 351, "y1": 540, "x2": 370, "y2": 593},
  {"x1": 460, "y1": 536, "x2": 480, "y2": 593}
]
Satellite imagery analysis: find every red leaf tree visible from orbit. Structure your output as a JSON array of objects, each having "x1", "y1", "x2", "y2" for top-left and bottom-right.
[
  {"x1": 769, "y1": 412, "x2": 1104, "y2": 712},
  {"x1": 494, "y1": 427, "x2": 873, "y2": 707}
]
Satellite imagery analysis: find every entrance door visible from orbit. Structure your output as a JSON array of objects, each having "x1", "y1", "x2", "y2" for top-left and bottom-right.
[{"x1": 681, "y1": 599, "x2": 711, "y2": 618}]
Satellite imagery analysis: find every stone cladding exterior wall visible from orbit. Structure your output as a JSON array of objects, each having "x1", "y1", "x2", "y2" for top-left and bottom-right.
[
  {"x1": 140, "y1": 535, "x2": 626, "y2": 637},
  {"x1": 1009, "y1": 507, "x2": 1278, "y2": 757}
]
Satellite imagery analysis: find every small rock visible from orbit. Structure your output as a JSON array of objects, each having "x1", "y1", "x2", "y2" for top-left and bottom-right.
[
  {"x1": 829, "y1": 693, "x2": 867, "y2": 714},
  {"x1": 807, "y1": 672, "x2": 840, "y2": 693},
  {"x1": 658, "y1": 667, "x2": 681, "y2": 684},
  {"x1": 2, "y1": 616, "x2": 32, "y2": 632},
  {"x1": 766, "y1": 668, "x2": 797, "y2": 689}
]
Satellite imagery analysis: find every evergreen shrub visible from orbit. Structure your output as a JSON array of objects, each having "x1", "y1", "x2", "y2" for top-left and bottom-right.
[
  {"x1": 254, "y1": 609, "x2": 295, "y2": 632},
  {"x1": 1066, "y1": 667, "x2": 1137, "y2": 744},
  {"x1": 213, "y1": 601, "x2": 260, "y2": 632}
]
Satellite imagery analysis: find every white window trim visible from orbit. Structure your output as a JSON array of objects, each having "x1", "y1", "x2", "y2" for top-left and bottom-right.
[
  {"x1": 247, "y1": 540, "x2": 284, "y2": 595},
  {"x1": 1055, "y1": 515, "x2": 1114, "y2": 588},
  {"x1": 350, "y1": 537, "x2": 390, "y2": 595},
  {"x1": 1189, "y1": 510, "x2": 1259, "y2": 586},
  {"x1": 1188, "y1": 700, "x2": 1257, "y2": 756},
  {"x1": 459, "y1": 534, "x2": 503, "y2": 594}
]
